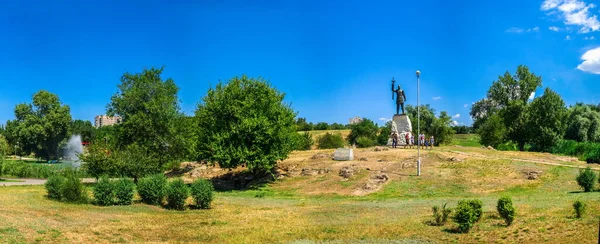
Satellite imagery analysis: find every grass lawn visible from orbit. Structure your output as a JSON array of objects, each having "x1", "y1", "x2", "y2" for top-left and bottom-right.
[
  {"x1": 1, "y1": 146, "x2": 599, "y2": 243},
  {"x1": 0, "y1": 179, "x2": 24, "y2": 182},
  {"x1": 451, "y1": 134, "x2": 481, "y2": 147}
]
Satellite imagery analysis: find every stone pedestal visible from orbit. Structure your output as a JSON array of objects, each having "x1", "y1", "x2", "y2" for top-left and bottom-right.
[
  {"x1": 387, "y1": 114, "x2": 413, "y2": 146},
  {"x1": 333, "y1": 148, "x2": 354, "y2": 161}
]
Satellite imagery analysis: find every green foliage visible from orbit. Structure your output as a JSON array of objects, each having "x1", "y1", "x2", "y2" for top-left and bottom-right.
[
  {"x1": 93, "y1": 176, "x2": 114, "y2": 206},
  {"x1": 496, "y1": 196, "x2": 516, "y2": 226},
  {"x1": 431, "y1": 202, "x2": 452, "y2": 226},
  {"x1": 295, "y1": 118, "x2": 312, "y2": 131},
  {"x1": 496, "y1": 141, "x2": 518, "y2": 151},
  {"x1": 377, "y1": 121, "x2": 392, "y2": 146},
  {"x1": 584, "y1": 147, "x2": 600, "y2": 164},
  {"x1": 576, "y1": 167, "x2": 597, "y2": 192},
  {"x1": 190, "y1": 178, "x2": 214, "y2": 209},
  {"x1": 137, "y1": 174, "x2": 167, "y2": 205},
  {"x1": 45, "y1": 174, "x2": 65, "y2": 200},
  {"x1": 315, "y1": 122, "x2": 329, "y2": 130},
  {"x1": 107, "y1": 67, "x2": 187, "y2": 179},
  {"x1": 452, "y1": 200, "x2": 480, "y2": 233},
  {"x1": 573, "y1": 200, "x2": 586, "y2": 218},
  {"x1": 527, "y1": 88, "x2": 567, "y2": 152},
  {"x1": 355, "y1": 136, "x2": 376, "y2": 148},
  {"x1": 406, "y1": 104, "x2": 436, "y2": 135},
  {"x1": 551, "y1": 140, "x2": 600, "y2": 162},
  {"x1": 81, "y1": 143, "x2": 118, "y2": 179},
  {"x1": 5, "y1": 90, "x2": 72, "y2": 160},
  {"x1": 0, "y1": 135, "x2": 10, "y2": 158},
  {"x1": 564, "y1": 103, "x2": 600, "y2": 142},
  {"x1": 478, "y1": 114, "x2": 506, "y2": 148},
  {"x1": 70, "y1": 119, "x2": 96, "y2": 143},
  {"x1": 468, "y1": 199, "x2": 483, "y2": 222},
  {"x1": 113, "y1": 178, "x2": 135, "y2": 205},
  {"x1": 347, "y1": 118, "x2": 378, "y2": 146},
  {"x1": 292, "y1": 132, "x2": 314, "y2": 150},
  {"x1": 317, "y1": 132, "x2": 345, "y2": 149},
  {"x1": 1, "y1": 160, "x2": 64, "y2": 178},
  {"x1": 195, "y1": 75, "x2": 297, "y2": 175},
  {"x1": 166, "y1": 178, "x2": 189, "y2": 210},
  {"x1": 452, "y1": 125, "x2": 474, "y2": 134},
  {"x1": 60, "y1": 169, "x2": 88, "y2": 203},
  {"x1": 429, "y1": 111, "x2": 455, "y2": 146}
]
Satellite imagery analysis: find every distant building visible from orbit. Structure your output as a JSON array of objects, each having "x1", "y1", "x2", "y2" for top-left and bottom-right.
[
  {"x1": 349, "y1": 116, "x2": 362, "y2": 125},
  {"x1": 94, "y1": 115, "x2": 122, "y2": 128}
]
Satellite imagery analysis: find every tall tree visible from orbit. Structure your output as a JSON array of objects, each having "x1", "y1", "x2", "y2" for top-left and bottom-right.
[
  {"x1": 429, "y1": 111, "x2": 455, "y2": 145},
  {"x1": 105, "y1": 67, "x2": 184, "y2": 180},
  {"x1": 564, "y1": 103, "x2": 600, "y2": 142},
  {"x1": 5, "y1": 90, "x2": 71, "y2": 160},
  {"x1": 70, "y1": 119, "x2": 96, "y2": 142},
  {"x1": 527, "y1": 88, "x2": 567, "y2": 152},
  {"x1": 405, "y1": 104, "x2": 436, "y2": 135},
  {"x1": 195, "y1": 75, "x2": 296, "y2": 175},
  {"x1": 347, "y1": 118, "x2": 378, "y2": 146}
]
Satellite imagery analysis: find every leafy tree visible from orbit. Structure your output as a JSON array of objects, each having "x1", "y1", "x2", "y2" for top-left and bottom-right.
[
  {"x1": 377, "y1": 121, "x2": 392, "y2": 145},
  {"x1": 452, "y1": 125, "x2": 473, "y2": 134},
  {"x1": 80, "y1": 142, "x2": 118, "y2": 179},
  {"x1": 295, "y1": 117, "x2": 312, "y2": 131},
  {"x1": 292, "y1": 132, "x2": 314, "y2": 150},
  {"x1": 0, "y1": 135, "x2": 10, "y2": 158},
  {"x1": 564, "y1": 103, "x2": 600, "y2": 142},
  {"x1": 329, "y1": 123, "x2": 346, "y2": 130},
  {"x1": 406, "y1": 104, "x2": 436, "y2": 135},
  {"x1": 347, "y1": 118, "x2": 378, "y2": 146},
  {"x1": 478, "y1": 114, "x2": 506, "y2": 148},
  {"x1": 5, "y1": 90, "x2": 72, "y2": 160},
  {"x1": 314, "y1": 122, "x2": 329, "y2": 130},
  {"x1": 317, "y1": 132, "x2": 345, "y2": 149},
  {"x1": 106, "y1": 67, "x2": 184, "y2": 178},
  {"x1": 195, "y1": 75, "x2": 297, "y2": 175},
  {"x1": 69, "y1": 119, "x2": 96, "y2": 142},
  {"x1": 429, "y1": 111, "x2": 455, "y2": 146},
  {"x1": 527, "y1": 88, "x2": 567, "y2": 152}
]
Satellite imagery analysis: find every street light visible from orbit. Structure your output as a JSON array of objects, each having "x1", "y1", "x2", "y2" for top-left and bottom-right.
[{"x1": 416, "y1": 70, "x2": 421, "y2": 176}]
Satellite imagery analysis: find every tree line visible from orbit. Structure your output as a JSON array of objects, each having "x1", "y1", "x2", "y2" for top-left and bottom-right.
[
  {"x1": 471, "y1": 65, "x2": 600, "y2": 156},
  {"x1": 294, "y1": 118, "x2": 350, "y2": 131}
]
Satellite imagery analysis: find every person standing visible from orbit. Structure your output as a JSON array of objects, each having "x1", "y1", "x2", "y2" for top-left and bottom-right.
[
  {"x1": 429, "y1": 136, "x2": 435, "y2": 149},
  {"x1": 392, "y1": 132, "x2": 398, "y2": 148},
  {"x1": 404, "y1": 133, "x2": 410, "y2": 149},
  {"x1": 410, "y1": 133, "x2": 415, "y2": 149},
  {"x1": 419, "y1": 134, "x2": 425, "y2": 149}
]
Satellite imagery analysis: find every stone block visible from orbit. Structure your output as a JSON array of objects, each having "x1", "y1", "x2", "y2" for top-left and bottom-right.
[{"x1": 333, "y1": 148, "x2": 354, "y2": 161}]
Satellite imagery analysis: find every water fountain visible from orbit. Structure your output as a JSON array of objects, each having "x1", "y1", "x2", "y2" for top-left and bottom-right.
[{"x1": 62, "y1": 134, "x2": 84, "y2": 167}]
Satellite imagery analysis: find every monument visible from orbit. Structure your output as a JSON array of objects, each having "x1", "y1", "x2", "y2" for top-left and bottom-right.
[{"x1": 387, "y1": 78, "x2": 413, "y2": 146}]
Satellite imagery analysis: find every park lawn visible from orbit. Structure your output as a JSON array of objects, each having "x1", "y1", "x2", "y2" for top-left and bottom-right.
[
  {"x1": 1, "y1": 146, "x2": 599, "y2": 243},
  {"x1": 451, "y1": 134, "x2": 481, "y2": 147}
]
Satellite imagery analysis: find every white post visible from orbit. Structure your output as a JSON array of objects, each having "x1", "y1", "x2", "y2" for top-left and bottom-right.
[{"x1": 416, "y1": 70, "x2": 421, "y2": 176}]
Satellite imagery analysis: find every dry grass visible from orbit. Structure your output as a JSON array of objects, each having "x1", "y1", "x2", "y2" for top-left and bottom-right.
[{"x1": 1, "y1": 144, "x2": 600, "y2": 243}]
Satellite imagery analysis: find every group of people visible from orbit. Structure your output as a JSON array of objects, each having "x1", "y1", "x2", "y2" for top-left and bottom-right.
[{"x1": 391, "y1": 132, "x2": 434, "y2": 149}]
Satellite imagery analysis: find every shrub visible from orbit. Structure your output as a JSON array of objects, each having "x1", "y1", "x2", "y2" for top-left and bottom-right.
[
  {"x1": 573, "y1": 200, "x2": 586, "y2": 218},
  {"x1": 496, "y1": 196, "x2": 516, "y2": 226},
  {"x1": 468, "y1": 199, "x2": 483, "y2": 222},
  {"x1": 45, "y1": 174, "x2": 65, "y2": 200},
  {"x1": 452, "y1": 200, "x2": 479, "y2": 233},
  {"x1": 114, "y1": 178, "x2": 135, "y2": 205},
  {"x1": 137, "y1": 174, "x2": 167, "y2": 205},
  {"x1": 584, "y1": 146, "x2": 600, "y2": 164},
  {"x1": 293, "y1": 132, "x2": 314, "y2": 150},
  {"x1": 347, "y1": 118, "x2": 379, "y2": 145},
  {"x1": 432, "y1": 202, "x2": 452, "y2": 226},
  {"x1": 355, "y1": 136, "x2": 376, "y2": 148},
  {"x1": 93, "y1": 176, "x2": 114, "y2": 206},
  {"x1": 377, "y1": 122, "x2": 392, "y2": 146},
  {"x1": 190, "y1": 178, "x2": 214, "y2": 209},
  {"x1": 166, "y1": 178, "x2": 189, "y2": 210},
  {"x1": 317, "y1": 132, "x2": 345, "y2": 149},
  {"x1": 497, "y1": 141, "x2": 518, "y2": 151},
  {"x1": 60, "y1": 169, "x2": 88, "y2": 203},
  {"x1": 576, "y1": 167, "x2": 597, "y2": 192}
]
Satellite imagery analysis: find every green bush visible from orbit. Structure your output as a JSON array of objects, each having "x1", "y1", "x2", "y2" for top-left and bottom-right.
[
  {"x1": 355, "y1": 136, "x2": 376, "y2": 148},
  {"x1": 93, "y1": 176, "x2": 114, "y2": 206},
  {"x1": 496, "y1": 196, "x2": 516, "y2": 226},
  {"x1": 468, "y1": 199, "x2": 483, "y2": 222},
  {"x1": 347, "y1": 118, "x2": 378, "y2": 145},
  {"x1": 166, "y1": 178, "x2": 189, "y2": 210},
  {"x1": 190, "y1": 178, "x2": 214, "y2": 209},
  {"x1": 584, "y1": 147, "x2": 600, "y2": 164},
  {"x1": 114, "y1": 178, "x2": 135, "y2": 205},
  {"x1": 137, "y1": 174, "x2": 167, "y2": 205},
  {"x1": 377, "y1": 122, "x2": 392, "y2": 146},
  {"x1": 293, "y1": 132, "x2": 314, "y2": 150},
  {"x1": 45, "y1": 174, "x2": 65, "y2": 200},
  {"x1": 573, "y1": 200, "x2": 586, "y2": 218},
  {"x1": 1, "y1": 160, "x2": 58, "y2": 178},
  {"x1": 497, "y1": 141, "x2": 518, "y2": 151},
  {"x1": 432, "y1": 202, "x2": 452, "y2": 226},
  {"x1": 552, "y1": 140, "x2": 600, "y2": 163},
  {"x1": 452, "y1": 200, "x2": 479, "y2": 233},
  {"x1": 576, "y1": 167, "x2": 597, "y2": 192},
  {"x1": 317, "y1": 132, "x2": 345, "y2": 149},
  {"x1": 60, "y1": 169, "x2": 88, "y2": 203}
]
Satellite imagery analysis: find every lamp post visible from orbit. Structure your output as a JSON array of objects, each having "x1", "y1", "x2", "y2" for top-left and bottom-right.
[{"x1": 416, "y1": 70, "x2": 421, "y2": 176}]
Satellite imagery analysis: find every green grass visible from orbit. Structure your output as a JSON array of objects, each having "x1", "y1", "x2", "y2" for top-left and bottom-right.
[
  {"x1": 0, "y1": 179, "x2": 24, "y2": 182},
  {"x1": 451, "y1": 134, "x2": 481, "y2": 147}
]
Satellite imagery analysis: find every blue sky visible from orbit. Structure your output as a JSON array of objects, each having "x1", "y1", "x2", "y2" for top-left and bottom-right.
[{"x1": 1, "y1": 0, "x2": 600, "y2": 126}]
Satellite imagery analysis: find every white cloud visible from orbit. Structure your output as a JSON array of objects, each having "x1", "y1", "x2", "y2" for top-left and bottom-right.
[
  {"x1": 565, "y1": 35, "x2": 572, "y2": 40},
  {"x1": 577, "y1": 47, "x2": 600, "y2": 74},
  {"x1": 379, "y1": 117, "x2": 391, "y2": 122},
  {"x1": 452, "y1": 114, "x2": 460, "y2": 118},
  {"x1": 541, "y1": 0, "x2": 600, "y2": 33},
  {"x1": 549, "y1": 26, "x2": 561, "y2": 31},
  {"x1": 531, "y1": 26, "x2": 540, "y2": 32},
  {"x1": 452, "y1": 121, "x2": 459, "y2": 126},
  {"x1": 506, "y1": 27, "x2": 539, "y2": 33},
  {"x1": 432, "y1": 96, "x2": 442, "y2": 101},
  {"x1": 463, "y1": 104, "x2": 468, "y2": 108},
  {"x1": 528, "y1": 92, "x2": 535, "y2": 100},
  {"x1": 585, "y1": 36, "x2": 596, "y2": 40}
]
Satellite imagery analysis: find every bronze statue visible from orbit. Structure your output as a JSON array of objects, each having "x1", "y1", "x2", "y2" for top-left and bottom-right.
[{"x1": 391, "y1": 78, "x2": 406, "y2": 114}]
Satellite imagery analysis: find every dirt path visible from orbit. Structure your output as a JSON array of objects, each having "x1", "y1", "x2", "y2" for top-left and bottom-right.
[
  {"x1": 443, "y1": 149, "x2": 600, "y2": 170},
  {"x1": 0, "y1": 178, "x2": 96, "y2": 186}
]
